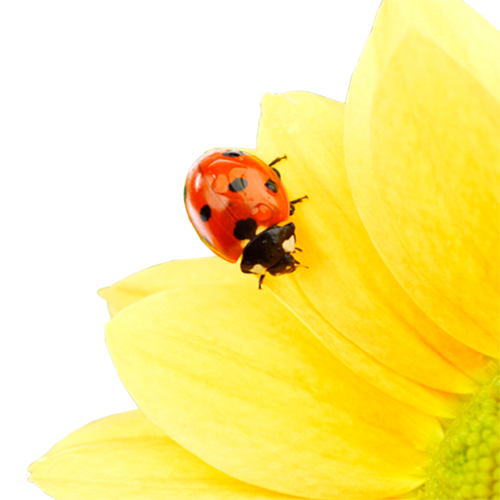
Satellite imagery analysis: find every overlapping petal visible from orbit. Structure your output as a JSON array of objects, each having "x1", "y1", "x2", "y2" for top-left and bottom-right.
[
  {"x1": 251, "y1": 92, "x2": 489, "y2": 399},
  {"x1": 99, "y1": 257, "x2": 248, "y2": 317},
  {"x1": 345, "y1": 0, "x2": 499, "y2": 356},
  {"x1": 101, "y1": 252, "x2": 462, "y2": 420},
  {"x1": 29, "y1": 410, "x2": 306, "y2": 499},
  {"x1": 370, "y1": 29, "x2": 499, "y2": 355},
  {"x1": 106, "y1": 284, "x2": 442, "y2": 499}
]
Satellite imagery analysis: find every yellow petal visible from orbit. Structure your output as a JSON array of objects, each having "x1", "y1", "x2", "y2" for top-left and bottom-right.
[
  {"x1": 29, "y1": 409, "x2": 304, "y2": 500},
  {"x1": 371, "y1": 30, "x2": 498, "y2": 356},
  {"x1": 345, "y1": 0, "x2": 500, "y2": 357},
  {"x1": 268, "y1": 275, "x2": 461, "y2": 419},
  {"x1": 253, "y1": 91, "x2": 488, "y2": 397},
  {"x1": 106, "y1": 284, "x2": 442, "y2": 499},
  {"x1": 99, "y1": 257, "x2": 250, "y2": 317},
  {"x1": 348, "y1": 0, "x2": 499, "y2": 102}
]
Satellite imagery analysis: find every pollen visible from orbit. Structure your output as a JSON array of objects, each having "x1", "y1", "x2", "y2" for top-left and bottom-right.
[{"x1": 424, "y1": 374, "x2": 499, "y2": 499}]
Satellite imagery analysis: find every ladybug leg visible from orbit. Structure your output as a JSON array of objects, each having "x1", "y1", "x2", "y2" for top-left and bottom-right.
[
  {"x1": 289, "y1": 195, "x2": 309, "y2": 216},
  {"x1": 268, "y1": 155, "x2": 287, "y2": 167},
  {"x1": 258, "y1": 275, "x2": 265, "y2": 290},
  {"x1": 268, "y1": 155, "x2": 287, "y2": 179},
  {"x1": 291, "y1": 195, "x2": 309, "y2": 204}
]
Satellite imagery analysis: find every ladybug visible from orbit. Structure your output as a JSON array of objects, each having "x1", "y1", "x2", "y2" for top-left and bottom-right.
[{"x1": 184, "y1": 148, "x2": 306, "y2": 288}]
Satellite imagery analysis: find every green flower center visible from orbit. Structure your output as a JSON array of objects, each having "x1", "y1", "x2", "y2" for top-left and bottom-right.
[{"x1": 425, "y1": 374, "x2": 499, "y2": 500}]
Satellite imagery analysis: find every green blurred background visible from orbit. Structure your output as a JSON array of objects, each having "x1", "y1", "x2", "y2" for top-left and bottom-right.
[{"x1": 0, "y1": 0, "x2": 500, "y2": 498}]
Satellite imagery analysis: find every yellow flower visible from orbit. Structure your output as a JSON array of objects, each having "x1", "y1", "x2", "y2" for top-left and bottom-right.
[{"x1": 29, "y1": 1, "x2": 499, "y2": 499}]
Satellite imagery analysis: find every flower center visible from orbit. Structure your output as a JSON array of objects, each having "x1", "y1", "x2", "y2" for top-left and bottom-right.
[{"x1": 424, "y1": 373, "x2": 499, "y2": 499}]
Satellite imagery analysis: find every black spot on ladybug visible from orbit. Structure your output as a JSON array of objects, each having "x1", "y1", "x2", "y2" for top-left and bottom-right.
[
  {"x1": 222, "y1": 150, "x2": 246, "y2": 157},
  {"x1": 233, "y1": 218, "x2": 257, "y2": 240},
  {"x1": 200, "y1": 205, "x2": 211, "y2": 222},
  {"x1": 228, "y1": 177, "x2": 248, "y2": 192},
  {"x1": 265, "y1": 179, "x2": 279, "y2": 193}
]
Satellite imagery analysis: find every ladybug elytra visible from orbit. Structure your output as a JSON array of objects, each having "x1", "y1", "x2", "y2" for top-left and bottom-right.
[{"x1": 184, "y1": 149, "x2": 306, "y2": 288}]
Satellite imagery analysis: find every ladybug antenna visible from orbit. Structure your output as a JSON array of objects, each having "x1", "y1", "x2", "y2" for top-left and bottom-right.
[{"x1": 291, "y1": 255, "x2": 308, "y2": 270}]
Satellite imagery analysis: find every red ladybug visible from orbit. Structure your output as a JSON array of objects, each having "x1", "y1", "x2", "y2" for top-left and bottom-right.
[{"x1": 184, "y1": 149, "x2": 306, "y2": 288}]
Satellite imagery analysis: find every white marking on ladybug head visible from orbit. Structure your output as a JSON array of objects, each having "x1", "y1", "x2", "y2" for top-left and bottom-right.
[
  {"x1": 249, "y1": 264, "x2": 267, "y2": 275},
  {"x1": 282, "y1": 235, "x2": 296, "y2": 253},
  {"x1": 239, "y1": 239, "x2": 251, "y2": 248}
]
